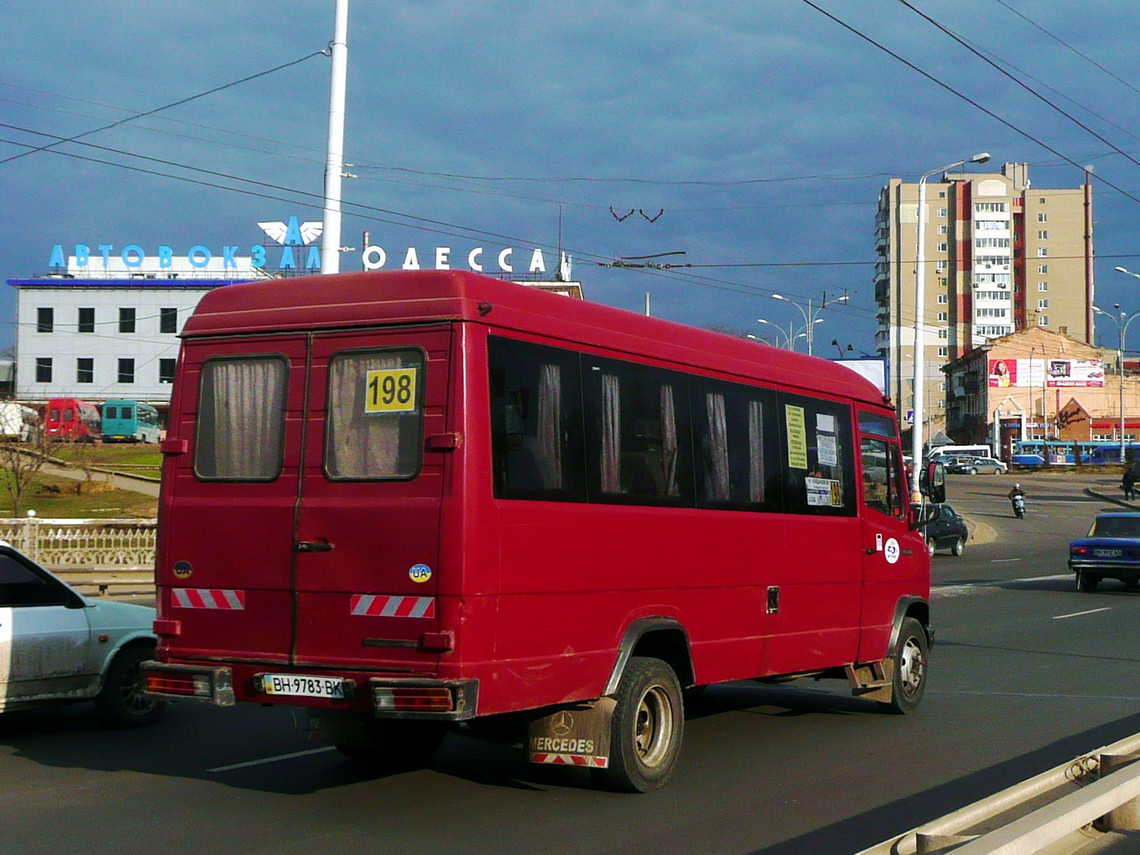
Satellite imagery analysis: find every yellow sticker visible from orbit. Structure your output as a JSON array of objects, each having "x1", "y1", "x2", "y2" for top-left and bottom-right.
[
  {"x1": 364, "y1": 368, "x2": 418, "y2": 414},
  {"x1": 785, "y1": 405, "x2": 808, "y2": 470}
]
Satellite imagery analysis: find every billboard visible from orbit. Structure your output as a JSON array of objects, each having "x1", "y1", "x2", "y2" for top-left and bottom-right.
[{"x1": 989, "y1": 358, "x2": 1104, "y2": 388}]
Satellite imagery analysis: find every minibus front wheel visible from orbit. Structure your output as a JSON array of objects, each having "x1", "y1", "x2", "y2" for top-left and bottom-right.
[{"x1": 880, "y1": 617, "x2": 928, "y2": 715}]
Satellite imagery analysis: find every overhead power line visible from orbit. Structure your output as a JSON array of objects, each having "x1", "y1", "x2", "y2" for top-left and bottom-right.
[
  {"x1": 895, "y1": 0, "x2": 1140, "y2": 173},
  {"x1": 0, "y1": 48, "x2": 327, "y2": 167},
  {"x1": 798, "y1": 0, "x2": 1140, "y2": 207}
]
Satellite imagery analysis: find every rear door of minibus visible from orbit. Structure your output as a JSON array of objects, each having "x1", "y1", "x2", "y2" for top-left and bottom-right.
[
  {"x1": 162, "y1": 327, "x2": 449, "y2": 671},
  {"x1": 291, "y1": 326, "x2": 450, "y2": 671}
]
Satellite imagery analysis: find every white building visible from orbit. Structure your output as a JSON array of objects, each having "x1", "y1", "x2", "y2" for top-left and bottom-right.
[
  {"x1": 12, "y1": 256, "x2": 267, "y2": 407},
  {"x1": 11, "y1": 235, "x2": 581, "y2": 413}
]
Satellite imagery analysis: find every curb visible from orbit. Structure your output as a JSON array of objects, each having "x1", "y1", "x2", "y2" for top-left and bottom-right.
[{"x1": 1085, "y1": 487, "x2": 1138, "y2": 509}]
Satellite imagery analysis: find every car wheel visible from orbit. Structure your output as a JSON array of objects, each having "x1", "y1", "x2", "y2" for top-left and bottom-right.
[
  {"x1": 951, "y1": 537, "x2": 965, "y2": 557},
  {"x1": 879, "y1": 617, "x2": 928, "y2": 715},
  {"x1": 1076, "y1": 571, "x2": 1099, "y2": 593},
  {"x1": 595, "y1": 656, "x2": 683, "y2": 793},
  {"x1": 968, "y1": 467, "x2": 978, "y2": 475},
  {"x1": 926, "y1": 538, "x2": 935, "y2": 557},
  {"x1": 96, "y1": 645, "x2": 166, "y2": 728}
]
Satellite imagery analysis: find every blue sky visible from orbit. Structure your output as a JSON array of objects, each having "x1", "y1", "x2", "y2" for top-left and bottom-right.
[{"x1": 3, "y1": 1, "x2": 1139, "y2": 356}]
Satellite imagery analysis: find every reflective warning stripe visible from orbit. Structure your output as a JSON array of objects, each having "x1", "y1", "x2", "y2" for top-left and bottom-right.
[
  {"x1": 530, "y1": 753, "x2": 609, "y2": 768},
  {"x1": 171, "y1": 588, "x2": 246, "y2": 610},
  {"x1": 350, "y1": 594, "x2": 435, "y2": 618}
]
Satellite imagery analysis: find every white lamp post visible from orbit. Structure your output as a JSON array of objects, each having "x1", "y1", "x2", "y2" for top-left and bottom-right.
[
  {"x1": 769, "y1": 293, "x2": 847, "y2": 356},
  {"x1": 1094, "y1": 296, "x2": 1140, "y2": 461},
  {"x1": 910, "y1": 152, "x2": 991, "y2": 497}
]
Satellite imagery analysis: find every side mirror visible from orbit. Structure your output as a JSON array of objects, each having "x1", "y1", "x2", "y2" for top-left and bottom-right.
[{"x1": 925, "y1": 461, "x2": 946, "y2": 504}]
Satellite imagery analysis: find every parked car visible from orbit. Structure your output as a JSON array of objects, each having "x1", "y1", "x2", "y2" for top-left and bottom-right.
[
  {"x1": 0, "y1": 542, "x2": 164, "y2": 726},
  {"x1": 1068, "y1": 512, "x2": 1140, "y2": 592},
  {"x1": 946, "y1": 455, "x2": 1008, "y2": 475},
  {"x1": 918, "y1": 502, "x2": 968, "y2": 556}
]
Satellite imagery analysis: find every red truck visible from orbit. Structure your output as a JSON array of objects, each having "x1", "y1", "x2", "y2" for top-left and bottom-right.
[{"x1": 143, "y1": 270, "x2": 932, "y2": 792}]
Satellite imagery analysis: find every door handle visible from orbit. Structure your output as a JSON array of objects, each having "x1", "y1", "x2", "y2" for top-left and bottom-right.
[{"x1": 296, "y1": 540, "x2": 335, "y2": 553}]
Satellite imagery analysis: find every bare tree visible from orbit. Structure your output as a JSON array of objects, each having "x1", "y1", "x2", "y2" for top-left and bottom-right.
[{"x1": 0, "y1": 430, "x2": 50, "y2": 516}]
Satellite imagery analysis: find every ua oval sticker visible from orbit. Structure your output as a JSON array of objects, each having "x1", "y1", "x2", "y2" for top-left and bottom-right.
[
  {"x1": 409, "y1": 563, "x2": 432, "y2": 583},
  {"x1": 173, "y1": 560, "x2": 193, "y2": 579}
]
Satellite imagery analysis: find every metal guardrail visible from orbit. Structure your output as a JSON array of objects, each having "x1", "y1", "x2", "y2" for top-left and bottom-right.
[
  {"x1": 855, "y1": 732, "x2": 1140, "y2": 854},
  {"x1": 0, "y1": 516, "x2": 157, "y2": 596}
]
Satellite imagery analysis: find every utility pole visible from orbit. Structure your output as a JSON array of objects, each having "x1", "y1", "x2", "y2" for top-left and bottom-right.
[{"x1": 321, "y1": 0, "x2": 349, "y2": 274}]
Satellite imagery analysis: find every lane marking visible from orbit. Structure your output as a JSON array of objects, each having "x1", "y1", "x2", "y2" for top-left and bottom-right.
[
  {"x1": 991, "y1": 558, "x2": 1022, "y2": 563},
  {"x1": 1053, "y1": 607, "x2": 1112, "y2": 620},
  {"x1": 208, "y1": 746, "x2": 336, "y2": 772},
  {"x1": 929, "y1": 690, "x2": 1140, "y2": 701}
]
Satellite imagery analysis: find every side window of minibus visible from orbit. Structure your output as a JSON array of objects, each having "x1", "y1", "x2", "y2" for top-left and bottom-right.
[
  {"x1": 860, "y1": 437, "x2": 891, "y2": 515},
  {"x1": 488, "y1": 337, "x2": 586, "y2": 501},
  {"x1": 583, "y1": 359, "x2": 693, "y2": 505},
  {"x1": 777, "y1": 395, "x2": 855, "y2": 516},
  {"x1": 692, "y1": 379, "x2": 781, "y2": 511}
]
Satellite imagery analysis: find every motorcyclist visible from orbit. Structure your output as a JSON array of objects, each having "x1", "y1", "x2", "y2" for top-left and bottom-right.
[{"x1": 1008, "y1": 483, "x2": 1026, "y2": 517}]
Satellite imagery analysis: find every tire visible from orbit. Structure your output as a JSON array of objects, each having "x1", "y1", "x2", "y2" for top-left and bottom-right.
[
  {"x1": 95, "y1": 645, "x2": 165, "y2": 728},
  {"x1": 926, "y1": 538, "x2": 936, "y2": 557},
  {"x1": 335, "y1": 721, "x2": 446, "y2": 771},
  {"x1": 879, "y1": 617, "x2": 928, "y2": 715},
  {"x1": 969, "y1": 467, "x2": 978, "y2": 475},
  {"x1": 597, "y1": 656, "x2": 683, "y2": 793},
  {"x1": 1076, "y1": 571, "x2": 1099, "y2": 593},
  {"x1": 951, "y1": 537, "x2": 965, "y2": 557}
]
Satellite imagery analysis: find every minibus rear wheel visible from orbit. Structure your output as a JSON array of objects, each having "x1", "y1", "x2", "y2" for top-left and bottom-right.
[
  {"x1": 597, "y1": 656, "x2": 683, "y2": 793},
  {"x1": 880, "y1": 617, "x2": 928, "y2": 715}
]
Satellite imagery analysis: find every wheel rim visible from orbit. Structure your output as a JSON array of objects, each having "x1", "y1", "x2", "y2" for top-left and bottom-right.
[
  {"x1": 121, "y1": 659, "x2": 157, "y2": 715},
  {"x1": 898, "y1": 636, "x2": 925, "y2": 698},
  {"x1": 634, "y1": 685, "x2": 675, "y2": 769}
]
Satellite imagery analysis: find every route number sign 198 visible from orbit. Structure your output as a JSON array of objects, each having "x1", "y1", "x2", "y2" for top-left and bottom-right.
[{"x1": 365, "y1": 368, "x2": 417, "y2": 414}]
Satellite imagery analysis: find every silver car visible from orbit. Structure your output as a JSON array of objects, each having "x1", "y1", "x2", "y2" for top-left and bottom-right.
[{"x1": 0, "y1": 543, "x2": 164, "y2": 726}]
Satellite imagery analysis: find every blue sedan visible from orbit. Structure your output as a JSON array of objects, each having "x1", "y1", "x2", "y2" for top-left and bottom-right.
[{"x1": 1068, "y1": 513, "x2": 1140, "y2": 592}]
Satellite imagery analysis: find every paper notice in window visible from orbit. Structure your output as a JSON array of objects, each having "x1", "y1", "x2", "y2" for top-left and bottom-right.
[
  {"x1": 816, "y1": 413, "x2": 835, "y2": 433},
  {"x1": 785, "y1": 405, "x2": 808, "y2": 470},
  {"x1": 807, "y1": 477, "x2": 842, "y2": 506},
  {"x1": 818, "y1": 433, "x2": 838, "y2": 467}
]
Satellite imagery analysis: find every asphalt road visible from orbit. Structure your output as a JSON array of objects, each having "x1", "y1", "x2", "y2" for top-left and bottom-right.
[{"x1": 1, "y1": 470, "x2": 1137, "y2": 855}]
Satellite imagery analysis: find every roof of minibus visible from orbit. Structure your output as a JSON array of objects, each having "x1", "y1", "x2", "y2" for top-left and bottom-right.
[{"x1": 183, "y1": 270, "x2": 886, "y2": 406}]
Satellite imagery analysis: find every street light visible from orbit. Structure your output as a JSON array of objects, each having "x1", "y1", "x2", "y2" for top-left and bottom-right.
[
  {"x1": 756, "y1": 317, "x2": 814, "y2": 350},
  {"x1": 1097, "y1": 290, "x2": 1140, "y2": 461},
  {"x1": 911, "y1": 151, "x2": 991, "y2": 497},
  {"x1": 769, "y1": 292, "x2": 848, "y2": 356}
]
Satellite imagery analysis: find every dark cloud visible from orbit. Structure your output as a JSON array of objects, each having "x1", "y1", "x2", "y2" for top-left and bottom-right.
[{"x1": 3, "y1": 0, "x2": 1139, "y2": 350}]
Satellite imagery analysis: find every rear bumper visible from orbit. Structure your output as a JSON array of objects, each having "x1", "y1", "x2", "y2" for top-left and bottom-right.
[
  {"x1": 143, "y1": 660, "x2": 478, "y2": 721},
  {"x1": 1069, "y1": 561, "x2": 1140, "y2": 579}
]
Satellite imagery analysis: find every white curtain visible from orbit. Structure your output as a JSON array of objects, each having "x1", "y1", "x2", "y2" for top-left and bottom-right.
[
  {"x1": 706, "y1": 392, "x2": 729, "y2": 501},
  {"x1": 327, "y1": 353, "x2": 406, "y2": 478},
  {"x1": 659, "y1": 385, "x2": 679, "y2": 496},
  {"x1": 205, "y1": 358, "x2": 286, "y2": 479},
  {"x1": 537, "y1": 363, "x2": 562, "y2": 489},
  {"x1": 600, "y1": 374, "x2": 621, "y2": 493},
  {"x1": 748, "y1": 400, "x2": 765, "y2": 503}
]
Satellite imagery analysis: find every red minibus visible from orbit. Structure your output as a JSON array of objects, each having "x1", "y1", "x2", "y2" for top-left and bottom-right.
[
  {"x1": 144, "y1": 270, "x2": 932, "y2": 792},
  {"x1": 44, "y1": 397, "x2": 101, "y2": 441}
]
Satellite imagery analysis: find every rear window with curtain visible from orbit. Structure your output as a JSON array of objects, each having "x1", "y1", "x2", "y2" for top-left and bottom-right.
[
  {"x1": 324, "y1": 348, "x2": 424, "y2": 480},
  {"x1": 195, "y1": 356, "x2": 288, "y2": 481}
]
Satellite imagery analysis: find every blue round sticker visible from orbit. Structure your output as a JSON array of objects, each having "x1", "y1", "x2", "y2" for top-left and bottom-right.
[{"x1": 409, "y1": 563, "x2": 432, "y2": 583}]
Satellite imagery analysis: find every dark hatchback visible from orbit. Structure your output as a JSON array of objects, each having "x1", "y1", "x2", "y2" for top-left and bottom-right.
[
  {"x1": 918, "y1": 502, "x2": 968, "y2": 557},
  {"x1": 1069, "y1": 513, "x2": 1140, "y2": 592}
]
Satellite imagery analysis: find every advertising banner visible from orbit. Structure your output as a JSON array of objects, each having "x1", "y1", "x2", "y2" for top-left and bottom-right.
[{"x1": 989, "y1": 358, "x2": 1103, "y2": 388}]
